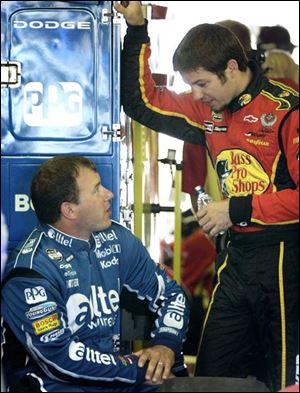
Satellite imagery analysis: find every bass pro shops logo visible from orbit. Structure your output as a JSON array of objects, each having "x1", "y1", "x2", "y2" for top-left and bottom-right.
[{"x1": 216, "y1": 149, "x2": 270, "y2": 197}]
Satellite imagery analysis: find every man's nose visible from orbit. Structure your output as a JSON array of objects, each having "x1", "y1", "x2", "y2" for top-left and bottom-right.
[
  {"x1": 107, "y1": 189, "x2": 114, "y2": 201},
  {"x1": 192, "y1": 86, "x2": 204, "y2": 100},
  {"x1": 104, "y1": 187, "x2": 114, "y2": 201}
]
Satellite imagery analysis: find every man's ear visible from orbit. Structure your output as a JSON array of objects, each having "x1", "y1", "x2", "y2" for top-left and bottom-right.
[
  {"x1": 60, "y1": 201, "x2": 77, "y2": 220},
  {"x1": 227, "y1": 59, "x2": 239, "y2": 76}
]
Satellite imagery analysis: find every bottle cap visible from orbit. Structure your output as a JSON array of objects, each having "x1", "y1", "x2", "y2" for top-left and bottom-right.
[{"x1": 195, "y1": 185, "x2": 205, "y2": 194}]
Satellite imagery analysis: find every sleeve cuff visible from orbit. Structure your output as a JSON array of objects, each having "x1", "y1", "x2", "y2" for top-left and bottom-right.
[
  {"x1": 125, "y1": 20, "x2": 150, "y2": 44},
  {"x1": 135, "y1": 360, "x2": 148, "y2": 385},
  {"x1": 229, "y1": 195, "x2": 252, "y2": 226},
  {"x1": 149, "y1": 336, "x2": 181, "y2": 358}
]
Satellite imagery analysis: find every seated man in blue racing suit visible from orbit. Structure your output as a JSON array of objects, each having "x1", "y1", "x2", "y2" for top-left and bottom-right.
[{"x1": 1, "y1": 155, "x2": 189, "y2": 392}]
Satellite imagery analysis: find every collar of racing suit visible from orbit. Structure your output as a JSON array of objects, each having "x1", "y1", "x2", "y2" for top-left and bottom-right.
[
  {"x1": 39, "y1": 223, "x2": 93, "y2": 252},
  {"x1": 227, "y1": 60, "x2": 268, "y2": 113}
]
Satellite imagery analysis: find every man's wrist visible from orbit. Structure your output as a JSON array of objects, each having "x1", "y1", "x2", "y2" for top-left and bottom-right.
[{"x1": 125, "y1": 20, "x2": 149, "y2": 44}]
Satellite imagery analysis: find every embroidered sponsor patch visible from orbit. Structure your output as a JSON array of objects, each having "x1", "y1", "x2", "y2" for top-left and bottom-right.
[
  {"x1": 278, "y1": 90, "x2": 290, "y2": 98},
  {"x1": 32, "y1": 313, "x2": 60, "y2": 335},
  {"x1": 112, "y1": 334, "x2": 120, "y2": 352},
  {"x1": 21, "y1": 238, "x2": 37, "y2": 254},
  {"x1": 204, "y1": 121, "x2": 214, "y2": 133},
  {"x1": 40, "y1": 328, "x2": 65, "y2": 343},
  {"x1": 117, "y1": 355, "x2": 133, "y2": 366},
  {"x1": 25, "y1": 301, "x2": 57, "y2": 320},
  {"x1": 95, "y1": 244, "x2": 121, "y2": 259},
  {"x1": 246, "y1": 138, "x2": 270, "y2": 147},
  {"x1": 68, "y1": 341, "x2": 117, "y2": 365},
  {"x1": 46, "y1": 249, "x2": 63, "y2": 262},
  {"x1": 99, "y1": 256, "x2": 119, "y2": 269},
  {"x1": 243, "y1": 115, "x2": 258, "y2": 123},
  {"x1": 24, "y1": 286, "x2": 47, "y2": 304},
  {"x1": 244, "y1": 132, "x2": 266, "y2": 138},
  {"x1": 211, "y1": 111, "x2": 224, "y2": 122},
  {"x1": 213, "y1": 126, "x2": 228, "y2": 133},
  {"x1": 238, "y1": 94, "x2": 252, "y2": 106},
  {"x1": 66, "y1": 278, "x2": 79, "y2": 288},
  {"x1": 47, "y1": 229, "x2": 73, "y2": 247},
  {"x1": 216, "y1": 149, "x2": 270, "y2": 197},
  {"x1": 261, "y1": 112, "x2": 277, "y2": 128},
  {"x1": 204, "y1": 121, "x2": 227, "y2": 133}
]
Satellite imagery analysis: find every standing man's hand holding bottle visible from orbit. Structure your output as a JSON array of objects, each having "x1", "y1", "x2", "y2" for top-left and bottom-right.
[{"x1": 195, "y1": 186, "x2": 232, "y2": 238}]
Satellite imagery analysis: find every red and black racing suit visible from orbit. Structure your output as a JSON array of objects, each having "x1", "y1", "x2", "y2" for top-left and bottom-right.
[{"x1": 121, "y1": 21, "x2": 299, "y2": 391}]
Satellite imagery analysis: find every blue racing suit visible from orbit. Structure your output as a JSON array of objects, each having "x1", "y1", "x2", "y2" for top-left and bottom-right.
[{"x1": 1, "y1": 221, "x2": 189, "y2": 392}]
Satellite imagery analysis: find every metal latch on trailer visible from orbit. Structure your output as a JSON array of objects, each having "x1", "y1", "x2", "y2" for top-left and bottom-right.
[
  {"x1": 102, "y1": 8, "x2": 122, "y2": 24},
  {"x1": 102, "y1": 124, "x2": 122, "y2": 141},
  {"x1": 1, "y1": 61, "x2": 21, "y2": 88}
]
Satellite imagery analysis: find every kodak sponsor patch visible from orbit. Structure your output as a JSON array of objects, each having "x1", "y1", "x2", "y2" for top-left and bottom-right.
[{"x1": 32, "y1": 313, "x2": 60, "y2": 335}]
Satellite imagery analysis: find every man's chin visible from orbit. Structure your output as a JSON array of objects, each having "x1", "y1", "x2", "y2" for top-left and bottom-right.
[{"x1": 210, "y1": 102, "x2": 225, "y2": 112}]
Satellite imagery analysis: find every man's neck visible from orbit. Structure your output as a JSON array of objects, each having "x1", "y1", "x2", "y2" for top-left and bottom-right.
[
  {"x1": 237, "y1": 67, "x2": 253, "y2": 95},
  {"x1": 50, "y1": 221, "x2": 90, "y2": 241}
]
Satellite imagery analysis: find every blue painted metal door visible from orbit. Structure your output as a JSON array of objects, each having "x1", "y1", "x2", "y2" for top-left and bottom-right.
[{"x1": 1, "y1": 1, "x2": 121, "y2": 250}]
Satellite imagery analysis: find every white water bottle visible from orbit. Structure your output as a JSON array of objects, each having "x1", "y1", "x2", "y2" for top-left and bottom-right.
[
  {"x1": 195, "y1": 185, "x2": 214, "y2": 210},
  {"x1": 195, "y1": 185, "x2": 225, "y2": 235}
]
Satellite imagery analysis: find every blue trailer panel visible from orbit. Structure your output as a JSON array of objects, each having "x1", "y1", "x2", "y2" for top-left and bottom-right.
[{"x1": 1, "y1": 1, "x2": 121, "y2": 250}]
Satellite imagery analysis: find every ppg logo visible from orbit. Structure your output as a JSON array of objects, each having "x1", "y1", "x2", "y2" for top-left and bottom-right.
[
  {"x1": 24, "y1": 82, "x2": 83, "y2": 127},
  {"x1": 24, "y1": 286, "x2": 47, "y2": 304}
]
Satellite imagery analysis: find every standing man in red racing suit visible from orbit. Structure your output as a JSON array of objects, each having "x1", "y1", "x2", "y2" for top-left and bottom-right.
[{"x1": 114, "y1": 2, "x2": 299, "y2": 391}]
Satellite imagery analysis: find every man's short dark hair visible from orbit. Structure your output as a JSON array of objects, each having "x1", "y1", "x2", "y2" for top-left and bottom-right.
[
  {"x1": 31, "y1": 155, "x2": 97, "y2": 224},
  {"x1": 173, "y1": 23, "x2": 248, "y2": 80}
]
